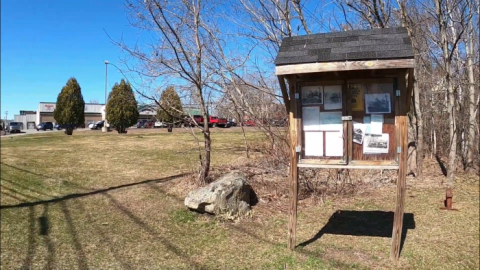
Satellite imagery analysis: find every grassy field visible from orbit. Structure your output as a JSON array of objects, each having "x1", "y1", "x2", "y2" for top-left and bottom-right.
[{"x1": 1, "y1": 128, "x2": 478, "y2": 269}]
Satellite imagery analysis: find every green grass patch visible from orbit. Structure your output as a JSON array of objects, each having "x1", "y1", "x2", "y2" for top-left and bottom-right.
[{"x1": 1, "y1": 129, "x2": 479, "y2": 269}]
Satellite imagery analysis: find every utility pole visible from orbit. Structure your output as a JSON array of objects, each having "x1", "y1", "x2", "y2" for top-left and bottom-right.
[
  {"x1": 5, "y1": 111, "x2": 8, "y2": 134},
  {"x1": 102, "y1": 61, "x2": 109, "y2": 132}
]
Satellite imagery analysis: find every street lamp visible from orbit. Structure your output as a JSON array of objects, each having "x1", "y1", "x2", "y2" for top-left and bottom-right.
[
  {"x1": 102, "y1": 60, "x2": 109, "y2": 132},
  {"x1": 4, "y1": 111, "x2": 7, "y2": 133}
]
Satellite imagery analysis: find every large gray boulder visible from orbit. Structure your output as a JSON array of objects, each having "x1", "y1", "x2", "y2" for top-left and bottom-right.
[{"x1": 184, "y1": 171, "x2": 257, "y2": 215}]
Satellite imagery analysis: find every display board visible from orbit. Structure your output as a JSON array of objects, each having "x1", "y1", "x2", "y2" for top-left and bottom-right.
[
  {"x1": 348, "y1": 79, "x2": 397, "y2": 162},
  {"x1": 300, "y1": 83, "x2": 346, "y2": 161},
  {"x1": 299, "y1": 79, "x2": 397, "y2": 163}
]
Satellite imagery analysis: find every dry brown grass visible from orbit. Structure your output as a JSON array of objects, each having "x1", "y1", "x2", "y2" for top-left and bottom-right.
[{"x1": 1, "y1": 128, "x2": 478, "y2": 269}]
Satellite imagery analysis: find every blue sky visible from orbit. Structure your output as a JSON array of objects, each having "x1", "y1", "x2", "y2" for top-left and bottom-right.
[
  {"x1": 1, "y1": 0, "x2": 134, "y2": 119},
  {"x1": 0, "y1": 0, "x2": 346, "y2": 120}
]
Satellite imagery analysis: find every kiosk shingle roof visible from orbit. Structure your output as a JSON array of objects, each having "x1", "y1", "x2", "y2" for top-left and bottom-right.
[{"x1": 275, "y1": 27, "x2": 414, "y2": 66}]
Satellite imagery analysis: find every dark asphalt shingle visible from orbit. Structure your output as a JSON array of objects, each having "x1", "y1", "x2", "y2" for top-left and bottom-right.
[{"x1": 275, "y1": 27, "x2": 414, "y2": 65}]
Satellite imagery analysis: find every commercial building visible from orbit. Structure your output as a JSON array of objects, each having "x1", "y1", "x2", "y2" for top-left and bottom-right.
[
  {"x1": 35, "y1": 102, "x2": 105, "y2": 128},
  {"x1": 14, "y1": 111, "x2": 36, "y2": 129},
  {"x1": 13, "y1": 102, "x2": 158, "y2": 129}
]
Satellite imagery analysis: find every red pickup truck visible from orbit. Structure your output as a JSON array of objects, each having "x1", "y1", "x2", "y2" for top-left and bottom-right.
[
  {"x1": 193, "y1": 115, "x2": 219, "y2": 127},
  {"x1": 217, "y1": 118, "x2": 230, "y2": 128}
]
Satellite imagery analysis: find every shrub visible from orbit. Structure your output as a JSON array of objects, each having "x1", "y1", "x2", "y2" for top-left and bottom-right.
[
  {"x1": 54, "y1": 77, "x2": 85, "y2": 135},
  {"x1": 157, "y1": 86, "x2": 183, "y2": 124},
  {"x1": 106, "y1": 79, "x2": 139, "y2": 133}
]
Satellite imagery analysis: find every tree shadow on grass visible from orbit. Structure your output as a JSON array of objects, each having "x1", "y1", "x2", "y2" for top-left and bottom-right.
[
  {"x1": 41, "y1": 204, "x2": 56, "y2": 270},
  {"x1": 19, "y1": 204, "x2": 56, "y2": 270},
  {"x1": 435, "y1": 155, "x2": 448, "y2": 177},
  {"x1": 0, "y1": 172, "x2": 189, "y2": 209},
  {"x1": 297, "y1": 210, "x2": 416, "y2": 256},
  {"x1": 60, "y1": 201, "x2": 88, "y2": 270},
  {"x1": 74, "y1": 199, "x2": 134, "y2": 270},
  {"x1": 20, "y1": 206, "x2": 36, "y2": 270},
  {"x1": 103, "y1": 192, "x2": 207, "y2": 269}
]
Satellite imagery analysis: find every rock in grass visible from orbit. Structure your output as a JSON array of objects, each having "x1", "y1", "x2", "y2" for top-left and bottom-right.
[{"x1": 184, "y1": 171, "x2": 257, "y2": 216}]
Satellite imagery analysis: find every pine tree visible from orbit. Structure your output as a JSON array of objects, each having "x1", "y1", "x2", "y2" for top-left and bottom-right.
[
  {"x1": 54, "y1": 77, "x2": 85, "y2": 135},
  {"x1": 157, "y1": 86, "x2": 183, "y2": 124},
  {"x1": 106, "y1": 79, "x2": 139, "y2": 133}
]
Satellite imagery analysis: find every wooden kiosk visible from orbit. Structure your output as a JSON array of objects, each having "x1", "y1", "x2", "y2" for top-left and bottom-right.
[{"x1": 275, "y1": 27, "x2": 414, "y2": 260}]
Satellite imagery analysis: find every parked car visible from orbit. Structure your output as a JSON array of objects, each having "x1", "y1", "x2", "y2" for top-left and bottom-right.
[
  {"x1": 209, "y1": 116, "x2": 219, "y2": 127},
  {"x1": 271, "y1": 118, "x2": 287, "y2": 127},
  {"x1": 154, "y1": 121, "x2": 167, "y2": 128},
  {"x1": 55, "y1": 124, "x2": 77, "y2": 130},
  {"x1": 193, "y1": 115, "x2": 220, "y2": 127},
  {"x1": 90, "y1": 121, "x2": 104, "y2": 130},
  {"x1": 8, "y1": 122, "x2": 22, "y2": 133},
  {"x1": 136, "y1": 120, "x2": 148, "y2": 128},
  {"x1": 85, "y1": 120, "x2": 95, "y2": 128},
  {"x1": 243, "y1": 120, "x2": 255, "y2": 126},
  {"x1": 217, "y1": 118, "x2": 231, "y2": 128},
  {"x1": 37, "y1": 122, "x2": 53, "y2": 131},
  {"x1": 142, "y1": 121, "x2": 153, "y2": 128}
]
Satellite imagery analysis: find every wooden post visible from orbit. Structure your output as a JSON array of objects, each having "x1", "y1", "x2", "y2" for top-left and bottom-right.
[
  {"x1": 391, "y1": 71, "x2": 408, "y2": 260},
  {"x1": 287, "y1": 78, "x2": 299, "y2": 250},
  {"x1": 278, "y1": 75, "x2": 290, "y2": 113}
]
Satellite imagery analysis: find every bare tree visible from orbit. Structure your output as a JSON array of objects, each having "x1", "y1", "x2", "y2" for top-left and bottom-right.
[
  {"x1": 432, "y1": 0, "x2": 470, "y2": 186},
  {"x1": 339, "y1": 0, "x2": 395, "y2": 28},
  {"x1": 115, "y1": 0, "x2": 220, "y2": 184},
  {"x1": 464, "y1": 0, "x2": 479, "y2": 172}
]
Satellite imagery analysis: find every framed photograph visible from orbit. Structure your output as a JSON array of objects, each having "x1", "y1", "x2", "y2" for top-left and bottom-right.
[
  {"x1": 353, "y1": 122, "x2": 366, "y2": 144},
  {"x1": 324, "y1": 85, "x2": 343, "y2": 110},
  {"x1": 363, "y1": 134, "x2": 389, "y2": 154},
  {"x1": 365, "y1": 93, "x2": 391, "y2": 114},
  {"x1": 301, "y1": 86, "x2": 323, "y2": 105}
]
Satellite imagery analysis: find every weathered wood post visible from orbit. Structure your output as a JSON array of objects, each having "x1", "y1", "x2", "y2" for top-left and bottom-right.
[
  {"x1": 391, "y1": 70, "x2": 409, "y2": 260},
  {"x1": 287, "y1": 76, "x2": 299, "y2": 250}
]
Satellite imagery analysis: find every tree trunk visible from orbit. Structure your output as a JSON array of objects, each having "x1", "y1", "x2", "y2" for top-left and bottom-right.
[
  {"x1": 465, "y1": 14, "x2": 476, "y2": 173},
  {"x1": 199, "y1": 108, "x2": 211, "y2": 184},
  {"x1": 65, "y1": 128, "x2": 74, "y2": 135},
  {"x1": 237, "y1": 111, "x2": 249, "y2": 158},
  {"x1": 435, "y1": 0, "x2": 456, "y2": 187},
  {"x1": 413, "y1": 73, "x2": 424, "y2": 177},
  {"x1": 397, "y1": 0, "x2": 424, "y2": 177}
]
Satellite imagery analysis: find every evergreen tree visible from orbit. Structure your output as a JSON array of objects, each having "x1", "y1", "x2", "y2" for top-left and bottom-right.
[
  {"x1": 106, "y1": 79, "x2": 139, "y2": 133},
  {"x1": 54, "y1": 77, "x2": 85, "y2": 135},
  {"x1": 157, "y1": 86, "x2": 183, "y2": 124}
]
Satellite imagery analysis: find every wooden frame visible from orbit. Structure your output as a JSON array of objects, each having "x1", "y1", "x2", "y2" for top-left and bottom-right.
[
  {"x1": 276, "y1": 59, "x2": 415, "y2": 75},
  {"x1": 279, "y1": 66, "x2": 413, "y2": 261}
]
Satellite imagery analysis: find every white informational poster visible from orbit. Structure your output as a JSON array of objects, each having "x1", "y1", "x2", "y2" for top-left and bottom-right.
[
  {"x1": 325, "y1": 131, "x2": 343, "y2": 156},
  {"x1": 301, "y1": 86, "x2": 323, "y2": 105},
  {"x1": 370, "y1": 114, "x2": 383, "y2": 135},
  {"x1": 365, "y1": 93, "x2": 391, "y2": 114},
  {"x1": 353, "y1": 122, "x2": 367, "y2": 144},
  {"x1": 323, "y1": 85, "x2": 343, "y2": 110},
  {"x1": 302, "y1": 107, "x2": 321, "y2": 131},
  {"x1": 363, "y1": 134, "x2": 389, "y2": 154},
  {"x1": 319, "y1": 111, "x2": 343, "y2": 131},
  {"x1": 305, "y1": 131, "x2": 323, "y2": 156}
]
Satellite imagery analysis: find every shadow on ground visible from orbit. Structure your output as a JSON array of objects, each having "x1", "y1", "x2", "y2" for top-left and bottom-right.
[
  {"x1": 298, "y1": 210, "x2": 416, "y2": 255},
  {"x1": 0, "y1": 162, "x2": 190, "y2": 209}
]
